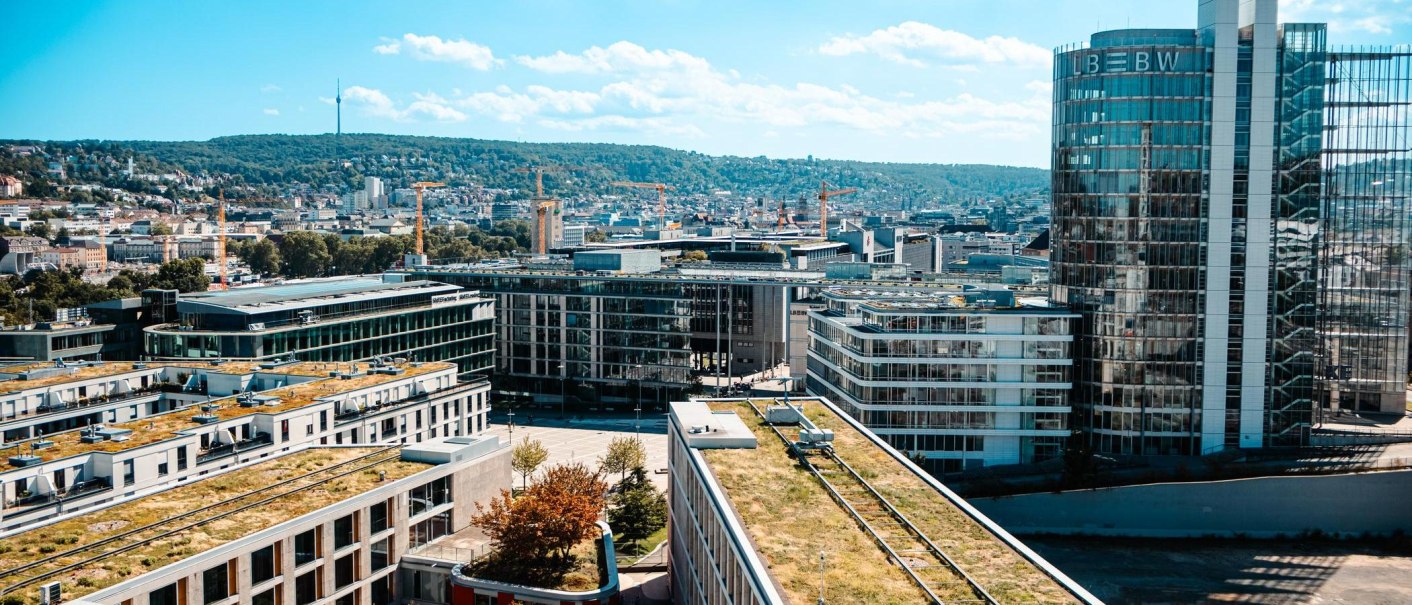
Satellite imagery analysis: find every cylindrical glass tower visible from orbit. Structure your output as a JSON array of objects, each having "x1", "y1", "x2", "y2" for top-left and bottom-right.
[{"x1": 1050, "y1": 30, "x2": 1211, "y2": 456}]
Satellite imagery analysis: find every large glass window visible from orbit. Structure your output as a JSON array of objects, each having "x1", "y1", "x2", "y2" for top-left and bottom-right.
[
  {"x1": 370, "y1": 500, "x2": 390, "y2": 534},
  {"x1": 335, "y1": 553, "x2": 357, "y2": 588},
  {"x1": 295, "y1": 571, "x2": 319, "y2": 605},
  {"x1": 203, "y1": 562, "x2": 230, "y2": 604},
  {"x1": 251, "y1": 544, "x2": 277, "y2": 584},
  {"x1": 150, "y1": 583, "x2": 179, "y2": 605},
  {"x1": 334, "y1": 513, "x2": 356, "y2": 549},
  {"x1": 295, "y1": 528, "x2": 318, "y2": 566}
]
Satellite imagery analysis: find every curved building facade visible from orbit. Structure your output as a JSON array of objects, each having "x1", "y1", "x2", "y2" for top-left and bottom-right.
[
  {"x1": 1054, "y1": 0, "x2": 1410, "y2": 457},
  {"x1": 1052, "y1": 30, "x2": 1211, "y2": 456}
]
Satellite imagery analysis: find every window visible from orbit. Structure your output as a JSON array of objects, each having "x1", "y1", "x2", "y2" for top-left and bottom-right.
[
  {"x1": 295, "y1": 571, "x2": 319, "y2": 605},
  {"x1": 203, "y1": 562, "x2": 230, "y2": 604},
  {"x1": 335, "y1": 553, "x2": 356, "y2": 588},
  {"x1": 409, "y1": 476, "x2": 451, "y2": 516},
  {"x1": 410, "y1": 511, "x2": 451, "y2": 548},
  {"x1": 150, "y1": 583, "x2": 179, "y2": 605},
  {"x1": 370, "y1": 500, "x2": 390, "y2": 534},
  {"x1": 251, "y1": 544, "x2": 277, "y2": 584},
  {"x1": 122, "y1": 460, "x2": 135, "y2": 485},
  {"x1": 371, "y1": 537, "x2": 391, "y2": 570},
  {"x1": 251, "y1": 589, "x2": 276, "y2": 605},
  {"x1": 334, "y1": 513, "x2": 356, "y2": 549},
  {"x1": 294, "y1": 528, "x2": 318, "y2": 566},
  {"x1": 335, "y1": 594, "x2": 355, "y2": 605},
  {"x1": 158, "y1": 462, "x2": 169, "y2": 477},
  {"x1": 177, "y1": 447, "x2": 188, "y2": 471}
]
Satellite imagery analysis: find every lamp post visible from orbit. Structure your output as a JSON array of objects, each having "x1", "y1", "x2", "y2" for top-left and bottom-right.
[
  {"x1": 557, "y1": 363, "x2": 567, "y2": 420},
  {"x1": 634, "y1": 364, "x2": 644, "y2": 438},
  {"x1": 507, "y1": 407, "x2": 515, "y2": 444}
]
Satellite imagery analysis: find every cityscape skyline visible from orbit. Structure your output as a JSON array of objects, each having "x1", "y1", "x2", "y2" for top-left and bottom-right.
[{"x1": 3, "y1": 1, "x2": 1408, "y2": 168}]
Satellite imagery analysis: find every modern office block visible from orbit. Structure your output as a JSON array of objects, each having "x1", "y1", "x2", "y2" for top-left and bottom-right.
[
  {"x1": 666, "y1": 397, "x2": 1096, "y2": 604},
  {"x1": 1050, "y1": 0, "x2": 1410, "y2": 456},
  {"x1": 806, "y1": 287, "x2": 1076, "y2": 470},
  {"x1": 0, "y1": 359, "x2": 490, "y2": 531},
  {"x1": 4, "y1": 438, "x2": 509, "y2": 605},
  {"x1": 143, "y1": 277, "x2": 495, "y2": 381}
]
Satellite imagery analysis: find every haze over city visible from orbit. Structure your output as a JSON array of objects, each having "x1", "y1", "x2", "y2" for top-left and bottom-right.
[{"x1": 3, "y1": 1, "x2": 1408, "y2": 166}]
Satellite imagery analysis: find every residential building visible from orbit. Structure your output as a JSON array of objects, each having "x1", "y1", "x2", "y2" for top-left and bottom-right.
[
  {"x1": 0, "y1": 358, "x2": 491, "y2": 532},
  {"x1": 667, "y1": 397, "x2": 1097, "y2": 604},
  {"x1": 1, "y1": 438, "x2": 508, "y2": 605},
  {"x1": 143, "y1": 277, "x2": 495, "y2": 381},
  {"x1": 807, "y1": 287, "x2": 1075, "y2": 470},
  {"x1": 37, "y1": 247, "x2": 84, "y2": 271},
  {"x1": 1050, "y1": 0, "x2": 1412, "y2": 456},
  {"x1": 0, "y1": 175, "x2": 22, "y2": 197}
]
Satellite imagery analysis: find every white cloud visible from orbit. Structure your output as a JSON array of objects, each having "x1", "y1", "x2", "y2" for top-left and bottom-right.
[
  {"x1": 260, "y1": 84, "x2": 281, "y2": 93},
  {"x1": 516, "y1": 41, "x2": 714, "y2": 75},
  {"x1": 262, "y1": 108, "x2": 280, "y2": 116},
  {"x1": 341, "y1": 86, "x2": 467, "y2": 122},
  {"x1": 1279, "y1": 0, "x2": 1409, "y2": 35},
  {"x1": 453, "y1": 42, "x2": 1046, "y2": 140},
  {"x1": 375, "y1": 33, "x2": 500, "y2": 70},
  {"x1": 818, "y1": 22, "x2": 1050, "y2": 68}
]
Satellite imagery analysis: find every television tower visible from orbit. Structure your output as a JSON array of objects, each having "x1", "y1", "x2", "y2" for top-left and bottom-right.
[{"x1": 334, "y1": 79, "x2": 342, "y2": 166}]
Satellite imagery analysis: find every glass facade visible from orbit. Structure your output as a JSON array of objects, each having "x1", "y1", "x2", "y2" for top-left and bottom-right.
[
  {"x1": 1055, "y1": 3, "x2": 1410, "y2": 456},
  {"x1": 1316, "y1": 47, "x2": 1412, "y2": 414},
  {"x1": 1052, "y1": 34, "x2": 1211, "y2": 456},
  {"x1": 408, "y1": 271, "x2": 697, "y2": 410},
  {"x1": 146, "y1": 297, "x2": 495, "y2": 380},
  {"x1": 806, "y1": 290, "x2": 1075, "y2": 471}
]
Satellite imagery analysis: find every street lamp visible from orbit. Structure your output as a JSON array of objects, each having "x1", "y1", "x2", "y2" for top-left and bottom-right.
[
  {"x1": 634, "y1": 364, "x2": 644, "y2": 437},
  {"x1": 507, "y1": 407, "x2": 515, "y2": 443},
  {"x1": 556, "y1": 363, "x2": 567, "y2": 420}
]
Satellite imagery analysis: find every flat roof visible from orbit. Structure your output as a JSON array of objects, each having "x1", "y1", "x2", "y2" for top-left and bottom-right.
[
  {"x1": 0, "y1": 361, "x2": 315, "y2": 395},
  {"x1": 1, "y1": 361, "x2": 453, "y2": 463},
  {"x1": 177, "y1": 277, "x2": 459, "y2": 313},
  {"x1": 0, "y1": 447, "x2": 428, "y2": 602},
  {"x1": 695, "y1": 398, "x2": 1081, "y2": 604}
]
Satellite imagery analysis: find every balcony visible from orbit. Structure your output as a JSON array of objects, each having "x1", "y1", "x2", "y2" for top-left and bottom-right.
[
  {"x1": 197, "y1": 432, "x2": 273, "y2": 464},
  {"x1": 1, "y1": 478, "x2": 113, "y2": 518}
]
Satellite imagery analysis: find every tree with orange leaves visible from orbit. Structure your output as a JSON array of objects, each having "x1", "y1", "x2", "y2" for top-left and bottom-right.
[{"x1": 472, "y1": 462, "x2": 608, "y2": 563}]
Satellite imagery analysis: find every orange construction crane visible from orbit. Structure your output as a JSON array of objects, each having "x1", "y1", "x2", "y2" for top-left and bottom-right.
[
  {"x1": 513, "y1": 165, "x2": 578, "y2": 198},
  {"x1": 818, "y1": 181, "x2": 857, "y2": 236},
  {"x1": 411, "y1": 181, "x2": 446, "y2": 255},
  {"x1": 534, "y1": 199, "x2": 558, "y2": 255},
  {"x1": 611, "y1": 181, "x2": 674, "y2": 229}
]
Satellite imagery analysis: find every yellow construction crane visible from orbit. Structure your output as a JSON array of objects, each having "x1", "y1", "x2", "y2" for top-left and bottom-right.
[
  {"x1": 611, "y1": 181, "x2": 675, "y2": 229},
  {"x1": 818, "y1": 181, "x2": 857, "y2": 236},
  {"x1": 411, "y1": 181, "x2": 446, "y2": 255}
]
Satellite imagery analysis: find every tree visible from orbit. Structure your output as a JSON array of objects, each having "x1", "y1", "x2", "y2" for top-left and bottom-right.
[
  {"x1": 608, "y1": 467, "x2": 667, "y2": 549},
  {"x1": 25, "y1": 222, "x2": 51, "y2": 241},
  {"x1": 150, "y1": 258, "x2": 210, "y2": 293},
  {"x1": 472, "y1": 462, "x2": 607, "y2": 563},
  {"x1": 278, "y1": 231, "x2": 331, "y2": 278},
  {"x1": 682, "y1": 249, "x2": 708, "y2": 262},
  {"x1": 599, "y1": 436, "x2": 646, "y2": 482},
  {"x1": 585, "y1": 230, "x2": 609, "y2": 243},
  {"x1": 510, "y1": 438, "x2": 549, "y2": 490},
  {"x1": 149, "y1": 222, "x2": 174, "y2": 236},
  {"x1": 245, "y1": 239, "x2": 281, "y2": 275}
]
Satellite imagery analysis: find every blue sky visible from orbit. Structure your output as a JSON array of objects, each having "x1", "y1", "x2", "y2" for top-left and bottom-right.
[{"x1": 1, "y1": 1, "x2": 1407, "y2": 167}]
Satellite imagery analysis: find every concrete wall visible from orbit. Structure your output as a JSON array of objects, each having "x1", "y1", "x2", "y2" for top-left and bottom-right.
[{"x1": 973, "y1": 470, "x2": 1412, "y2": 538}]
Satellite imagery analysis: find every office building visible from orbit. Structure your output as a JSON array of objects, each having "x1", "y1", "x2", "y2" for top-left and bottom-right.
[
  {"x1": 0, "y1": 320, "x2": 113, "y2": 363},
  {"x1": 143, "y1": 276, "x2": 495, "y2": 381},
  {"x1": 0, "y1": 358, "x2": 490, "y2": 531},
  {"x1": 2, "y1": 438, "x2": 509, "y2": 605},
  {"x1": 667, "y1": 397, "x2": 1096, "y2": 604},
  {"x1": 1051, "y1": 0, "x2": 1411, "y2": 456},
  {"x1": 807, "y1": 287, "x2": 1075, "y2": 470}
]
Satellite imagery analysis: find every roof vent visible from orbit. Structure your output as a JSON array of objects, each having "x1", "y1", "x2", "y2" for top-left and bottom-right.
[{"x1": 39, "y1": 582, "x2": 60, "y2": 605}]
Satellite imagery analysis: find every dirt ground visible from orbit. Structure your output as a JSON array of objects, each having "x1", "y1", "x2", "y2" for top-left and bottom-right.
[{"x1": 1025, "y1": 536, "x2": 1412, "y2": 604}]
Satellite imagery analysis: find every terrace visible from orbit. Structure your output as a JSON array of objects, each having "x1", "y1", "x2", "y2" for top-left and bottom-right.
[
  {"x1": 700, "y1": 398, "x2": 1080, "y2": 604},
  {"x1": 0, "y1": 361, "x2": 454, "y2": 464},
  {"x1": 0, "y1": 447, "x2": 428, "y2": 604}
]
